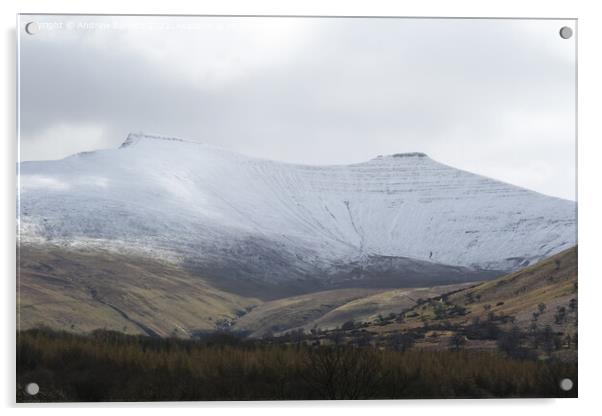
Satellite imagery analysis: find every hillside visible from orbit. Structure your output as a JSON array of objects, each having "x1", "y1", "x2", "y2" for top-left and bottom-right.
[
  {"x1": 18, "y1": 243, "x2": 577, "y2": 346},
  {"x1": 19, "y1": 133, "x2": 576, "y2": 297},
  {"x1": 331, "y1": 246, "x2": 579, "y2": 358},
  {"x1": 17, "y1": 243, "x2": 473, "y2": 338},
  {"x1": 235, "y1": 247, "x2": 577, "y2": 340},
  {"x1": 18, "y1": 244, "x2": 260, "y2": 337},
  {"x1": 234, "y1": 284, "x2": 472, "y2": 337},
  {"x1": 445, "y1": 245, "x2": 578, "y2": 328}
]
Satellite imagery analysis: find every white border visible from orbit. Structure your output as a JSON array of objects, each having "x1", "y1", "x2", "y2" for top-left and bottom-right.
[{"x1": 2, "y1": 0, "x2": 601, "y2": 414}]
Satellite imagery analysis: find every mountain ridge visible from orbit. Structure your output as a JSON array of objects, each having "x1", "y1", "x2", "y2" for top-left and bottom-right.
[{"x1": 19, "y1": 133, "x2": 576, "y2": 296}]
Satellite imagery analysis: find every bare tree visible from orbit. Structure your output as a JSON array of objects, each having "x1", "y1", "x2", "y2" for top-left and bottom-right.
[
  {"x1": 389, "y1": 333, "x2": 415, "y2": 352},
  {"x1": 538, "y1": 303, "x2": 547, "y2": 314},
  {"x1": 449, "y1": 334, "x2": 467, "y2": 351},
  {"x1": 554, "y1": 306, "x2": 567, "y2": 324},
  {"x1": 302, "y1": 347, "x2": 382, "y2": 399}
]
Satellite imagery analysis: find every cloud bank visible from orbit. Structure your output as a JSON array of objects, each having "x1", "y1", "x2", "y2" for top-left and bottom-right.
[{"x1": 18, "y1": 16, "x2": 576, "y2": 200}]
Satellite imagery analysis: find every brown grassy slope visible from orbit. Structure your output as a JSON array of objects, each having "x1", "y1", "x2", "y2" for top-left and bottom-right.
[
  {"x1": 233, "y1": 288, "x2": 383, "y2": 337},
  {"x1": 234, "y1": 283, "x2": 472, "y2": 337},
  {"x1": 371, "y1": 246, "x2": 578, "y2": 336},
  {"x1": 18, "y1": 244, "x2": 260, "y2": 337},
  {"x1": 308, "y1": 284, "x2": 473, "y2": 329},
  {"x1": 448, "y1": 245, "x2": 577, "y2": 327}
]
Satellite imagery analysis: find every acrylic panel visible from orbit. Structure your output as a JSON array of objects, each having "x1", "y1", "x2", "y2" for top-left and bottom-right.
[{"x1": 16, "y1": 15, "x2": 577, "y2": 402}]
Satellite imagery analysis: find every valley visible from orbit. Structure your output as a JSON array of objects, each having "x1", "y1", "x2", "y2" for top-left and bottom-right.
[
  {"x1": 18, "y1": 241, "x2": 577, "y2": 361},
  {"x1": 17, "y1": 133, "x2": 577, "y2": 356}
]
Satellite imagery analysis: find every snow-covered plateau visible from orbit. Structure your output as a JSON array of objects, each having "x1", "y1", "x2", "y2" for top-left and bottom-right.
[{"x1": 18, "y1": 133, "x2": 577, "y2": 291}]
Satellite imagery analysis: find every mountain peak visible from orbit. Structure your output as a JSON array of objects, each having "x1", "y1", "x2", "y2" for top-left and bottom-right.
[
  {"x1": 391, "y1": 152, "x2": 427, "y2": 158},
  {"x1": 373, "y1": 152, "x2": 429, "y2": 161},
  {"x1": 120, "y1": 132, "x2": 201, "y2": 149}
]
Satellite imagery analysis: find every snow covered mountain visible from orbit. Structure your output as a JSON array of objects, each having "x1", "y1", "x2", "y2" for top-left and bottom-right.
[{"x1": 18, "y1": 133, "x2": 576, "y2": 294}]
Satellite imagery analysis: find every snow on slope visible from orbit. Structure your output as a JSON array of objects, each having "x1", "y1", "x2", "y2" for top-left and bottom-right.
[{"x1": 18, "y1": 133, "x2": 576, "y2": 279}]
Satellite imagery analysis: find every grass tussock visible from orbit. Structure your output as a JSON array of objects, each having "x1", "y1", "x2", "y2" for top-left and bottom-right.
[{"x1": 17, "y1": 329, "x2": 577, "y2": 402}]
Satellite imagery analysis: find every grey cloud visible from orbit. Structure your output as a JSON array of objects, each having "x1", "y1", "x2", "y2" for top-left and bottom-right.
[{"x1": 18, "y1": 16, "x2": 576, "y2": 200}]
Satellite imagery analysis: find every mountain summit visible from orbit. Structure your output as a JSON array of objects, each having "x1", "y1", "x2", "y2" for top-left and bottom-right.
[{"x1": 18, "y1": 133, "x2": 576, "y2": 296}]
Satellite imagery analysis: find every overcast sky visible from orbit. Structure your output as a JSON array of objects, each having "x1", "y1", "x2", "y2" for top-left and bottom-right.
[{"x1": 18, "y1": 16, "x2": 576, "y2": 200}]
